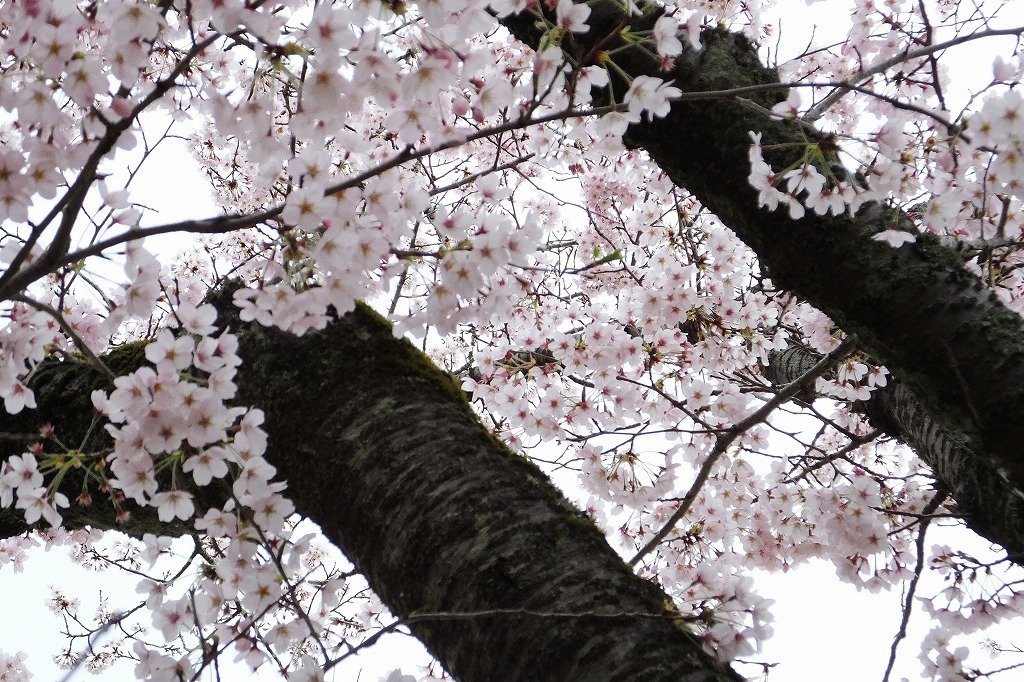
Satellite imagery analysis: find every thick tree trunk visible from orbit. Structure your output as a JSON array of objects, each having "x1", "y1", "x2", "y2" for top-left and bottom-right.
[
  {"x1": 500, "y1": 2, "x2": 1024, "y2": 551},
  {"x1": 0, "y1": 305, "x2": 742, "y2": 682}
]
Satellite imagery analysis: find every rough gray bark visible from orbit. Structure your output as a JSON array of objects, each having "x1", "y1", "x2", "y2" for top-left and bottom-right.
[
  {"x1": 764, "y1": 348, "x2": 1024, "y2": 562},
  {"x1": 0, "y1": 304, "x2": 742, "y2": 682},
  {"x1": 500, "y1": 3, "x2": 1024, "y2": 552}
]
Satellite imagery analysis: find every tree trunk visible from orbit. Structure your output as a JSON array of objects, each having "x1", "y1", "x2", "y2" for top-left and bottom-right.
[
  {"x1": 0, "y1": 303, "x2": 743, "y2": 682},
  {"x1": 500, "y1": 2, "x2": 1024, "y2": 553}
]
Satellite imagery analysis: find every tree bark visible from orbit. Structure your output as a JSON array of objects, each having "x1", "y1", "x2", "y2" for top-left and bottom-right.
[
  {"x1": 0, "y1": 304, "x2": 743, "y2": 682},
  {"x1": 500, "y1": 2, "x2": 1024, "y2": 549}
]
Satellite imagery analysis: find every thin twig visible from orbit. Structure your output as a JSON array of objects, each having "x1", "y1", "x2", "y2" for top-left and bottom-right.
[{"x1": 881, "y1": 489, "x2": 949, "y2": 682}]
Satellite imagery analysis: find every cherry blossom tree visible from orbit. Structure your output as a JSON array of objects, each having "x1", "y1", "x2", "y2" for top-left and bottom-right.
[{"x1": 0, "y1": 0, "x2": 1023, "y2": 680}]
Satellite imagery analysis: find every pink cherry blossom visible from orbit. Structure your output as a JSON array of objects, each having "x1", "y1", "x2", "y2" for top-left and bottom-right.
[
  {"x1": 152, "y1": 491, "x2": 195, "y2": 523},
  {"x1": 183, "y1": 447, "x2": 231, "y2": 486},
  {"x1": 624, "y1": 76, "x2": 682, "y2": 119},
  {"x1": 557, "y1": 0, "x2": 591, "y2": 33},
  {"x1": 144, "y1": 330, "x2": 196, "y2": 374},
  {"x1": 872, "y1": 229, "x2": 917, "y2": 247},
  {"x1": 652, "y1": 16, "x2": 683, "y2": 58}
]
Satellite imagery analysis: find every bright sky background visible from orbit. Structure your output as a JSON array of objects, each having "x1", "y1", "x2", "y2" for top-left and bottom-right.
[{"x1": 2, "y1": 1, "x2": 1023, "y2": 681}]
